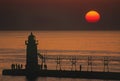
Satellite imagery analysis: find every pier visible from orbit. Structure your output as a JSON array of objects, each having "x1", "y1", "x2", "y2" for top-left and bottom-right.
[{"x1": 2, "y1": 32, "x2": 120, "y2": 80}]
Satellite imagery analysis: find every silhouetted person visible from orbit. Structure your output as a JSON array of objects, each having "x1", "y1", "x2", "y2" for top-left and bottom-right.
[
  {"x1": 11, "y1": 64, "x2": 15, "y2": 70},
  {"x1": 44, "y1": 64, "x2": 47, "y2": 70},
  {"x1": 18, "y1": 64, "x2": 21, "y2": 69},
  {"x1": 79, "y1": 65, "x2": 82, "y2": 71},
  {"x1": 20, "y1": 64, "x2": 23, "y2": 69}
]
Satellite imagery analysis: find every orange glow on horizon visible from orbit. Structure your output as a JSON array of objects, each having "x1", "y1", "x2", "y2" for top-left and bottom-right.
[{"x1": 85, "y1": 10, "x2": 100, "y2": 23}]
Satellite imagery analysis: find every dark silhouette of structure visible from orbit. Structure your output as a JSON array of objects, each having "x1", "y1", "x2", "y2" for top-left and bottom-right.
[
  {"x1": 70, "y1": 56, "x2": 77, "y2": 71},
  {"x1": 56, "y1": 56, "x2": 62, "y2": 70},
  {"x1": 87, "y1": 56, "x2": 92, "y2": 72},
  {"x1": 25, "y1": 32, "x2": 40, "y2": 71},
  {"x1": 103, "y1": 56, "x2": 109, "y2": 72},
  {"x1": 2, "y1": 32, "x2": 120, "y2": 80}
]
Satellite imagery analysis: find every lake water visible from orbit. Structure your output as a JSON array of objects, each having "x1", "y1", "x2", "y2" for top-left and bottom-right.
[{"x1": 0, "y1": 31, "x2": 120, "y2": 81}]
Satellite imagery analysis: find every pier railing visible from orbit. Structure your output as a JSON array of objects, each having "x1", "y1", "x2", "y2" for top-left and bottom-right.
[{"x1": 38, "y1": 50, "x2": 120, "y2": 72}]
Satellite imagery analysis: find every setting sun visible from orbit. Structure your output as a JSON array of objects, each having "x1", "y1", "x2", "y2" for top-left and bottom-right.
[{"x1": 85, "y1": 10, "x2": 100, "y2": 23}]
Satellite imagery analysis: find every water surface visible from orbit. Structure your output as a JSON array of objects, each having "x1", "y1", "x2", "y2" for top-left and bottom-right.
[{"x1": 0, "y1": 31, "x2": 120, "y2": 81}]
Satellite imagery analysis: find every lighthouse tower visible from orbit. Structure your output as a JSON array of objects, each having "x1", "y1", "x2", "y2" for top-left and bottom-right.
[{"x1": 25, "y1": 32, "x2": 39, "y2": 71}]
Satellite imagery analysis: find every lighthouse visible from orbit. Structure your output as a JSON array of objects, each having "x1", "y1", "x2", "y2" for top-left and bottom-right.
[{"x1": 25, "y1": 32, "x2": 39, "y2": 71}]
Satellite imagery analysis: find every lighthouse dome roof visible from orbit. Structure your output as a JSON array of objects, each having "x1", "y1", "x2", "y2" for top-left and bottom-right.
[{"x1": 28, "y1": 32, "x2": 35, "y2": 40}]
